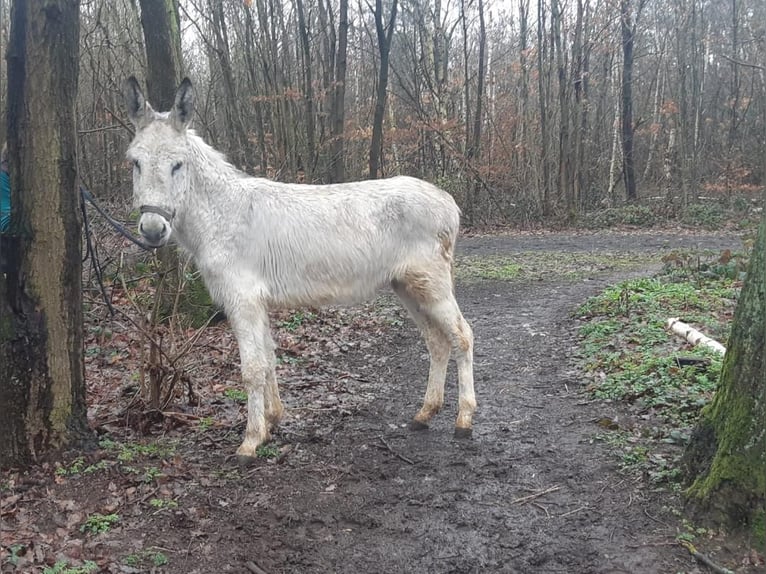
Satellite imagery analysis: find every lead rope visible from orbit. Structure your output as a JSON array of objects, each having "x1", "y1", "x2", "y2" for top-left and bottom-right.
[{"x1": 80, "y1": 185, "x2": 154, "y2": 316}]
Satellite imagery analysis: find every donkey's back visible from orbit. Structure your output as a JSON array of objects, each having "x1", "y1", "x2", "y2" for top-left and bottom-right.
[{"x1": 207, "y1": 173, "x2": 461, "y2": 308}]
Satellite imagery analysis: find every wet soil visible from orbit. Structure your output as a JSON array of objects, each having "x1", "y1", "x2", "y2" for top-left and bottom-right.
[
  {"x1": 132, "y1": 231, "x2": 746, "y2": 574},
  {"x1": 4, "y1": 230, "x2": 754, "y2": 574}
]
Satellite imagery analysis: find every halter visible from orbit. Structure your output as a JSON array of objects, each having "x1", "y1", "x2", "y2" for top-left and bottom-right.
[{"x1": 140, "y1": 204, "x2": 176, "y2": 223}]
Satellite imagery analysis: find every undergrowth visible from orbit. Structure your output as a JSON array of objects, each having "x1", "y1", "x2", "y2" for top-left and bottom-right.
[{"x1": 577, "y1": 249, "x2": 743, "y2": 486}]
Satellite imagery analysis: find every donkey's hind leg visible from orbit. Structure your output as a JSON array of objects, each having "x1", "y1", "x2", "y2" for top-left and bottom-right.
[
  {"x1": 264, "y1": 346, "x2": 284, "y2": 428},
  {"x1": 423, "y1": 294, "x2": 475, "y2": 437},
  {"x1": 393, "y1": 282, "x2": 451, "y2": 430},
  {"x1": 394, "y1": 261, "x2": 476, "y2": 436}
]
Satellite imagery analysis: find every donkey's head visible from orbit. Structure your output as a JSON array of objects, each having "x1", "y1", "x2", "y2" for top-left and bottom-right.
[{"x1": 122, "y1": 76, "x2": 195, "y2": 248}]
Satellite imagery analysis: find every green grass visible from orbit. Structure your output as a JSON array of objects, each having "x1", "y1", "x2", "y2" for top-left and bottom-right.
[
  {"x1": 43, "y1": 561, "x2": 99, "y2": 574},
  {"x1": 99, "y1": 437, "x2": 176, "y2": 463},
  {"x1": 578, "y1": 250, "x2": 742, "y2": 485},
  {"x1": 256, "y1": 444, "x2": 280, "y2": 459},
  {"x1": 456, "y1": 251, "x2": 655, "y2": 283}
]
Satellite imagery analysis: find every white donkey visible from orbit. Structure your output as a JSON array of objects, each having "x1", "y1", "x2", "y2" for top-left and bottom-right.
[{"x1": 123, "y1": 77, "x2": 476, "y2": 463}]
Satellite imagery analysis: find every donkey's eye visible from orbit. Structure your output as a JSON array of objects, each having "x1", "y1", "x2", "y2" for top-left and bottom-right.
[
  {"x1": 132, "y1": 159, "x2": 140, "y2": 172},
  {"x1": 172, "y1": 161, "x2": 183, "y2": 175}
]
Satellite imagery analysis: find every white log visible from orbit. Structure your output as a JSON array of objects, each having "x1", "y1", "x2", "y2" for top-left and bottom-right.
[{"x1": 666, "y1": 318, "x2": 726, "y2": 355}]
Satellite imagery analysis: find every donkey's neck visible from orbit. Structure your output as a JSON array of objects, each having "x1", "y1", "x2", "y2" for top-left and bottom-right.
[{"x1": 172, "y1": 133, "x2": 250, "y2": 259}]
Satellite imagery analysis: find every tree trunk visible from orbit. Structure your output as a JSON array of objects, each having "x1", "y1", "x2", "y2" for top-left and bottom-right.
[
  {"x1": 369, "y1": 0, "x2": 398, "y2": 179},
  {"x1": 0, "y1": 0, "x2": 89, "y2": 468},
  {"x1": 209, "y1": 0, "x2": 250, "y2": 171},
  {"x1": 620, "y1": 0, "x2": 638, "y2": 202},
  {"x1": 329, "y1": 0, "x2": 348, "y2": 183},
  {"x1": 465, "y1": 0, "x2": 486, "y2": 224},
  {"x1": 295, "y1": 0, "x2": 316, "y2": 180},
  {"x1": 537, "y1": 0, "x2": 552, "y2": 215},
  {"x1": 682, "y1": 211, "x2": 766, "y2": 531},
  {"x1": 138, "y1": 0, "x2": 182, "y2": 110}
]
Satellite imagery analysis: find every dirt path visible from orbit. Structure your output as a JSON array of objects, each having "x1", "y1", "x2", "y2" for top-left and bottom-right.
[
  {"x1": 6, "y1": 230, "x2": 749, "y2": 574},
  {"x1": 112, "y1": 230, "x2": 740, "y2": 574}
]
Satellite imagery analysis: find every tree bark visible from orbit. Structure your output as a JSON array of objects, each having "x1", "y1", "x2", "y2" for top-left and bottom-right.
[
  {"x1": 368, "y1": 0, "x2": 398, "y2": 179},
  {"x1": 138, "y1": 0, "x2": 183, "y2": 110},
  {"x1": 329, "y1": 0, "x2": 348, "y2": 183},
  {"x1": 682, "y1": 212, "x2": 766, "y2": 530},
  {"x1": 0, "y1": 0, "x2": 89, "y2": 468},
  {"x1": 295, "y1": 0, "x2": 316, "y2": 180},
  {"x1": 620, "y1": 0, "x2": 640, "y2": 202}
]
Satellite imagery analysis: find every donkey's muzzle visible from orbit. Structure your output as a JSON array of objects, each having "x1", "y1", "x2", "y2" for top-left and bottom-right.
[
  {"x1": 138, "y1": 212, "x2": 170, "y2": 247},
  {"x1": 138, "y1": 205, "x2": 175, "y2": 247}
]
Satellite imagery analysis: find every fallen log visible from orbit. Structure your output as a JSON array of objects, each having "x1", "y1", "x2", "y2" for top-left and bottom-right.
[{"x1": 665, "y1": 318, "x2": 726, "y2": 355}]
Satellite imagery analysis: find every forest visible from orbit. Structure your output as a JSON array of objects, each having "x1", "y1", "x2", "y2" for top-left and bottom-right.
[
  {"x1": 0, "y1": 0, "x2": 762, "y2": 223},
  {"x1": 1, "y1": 0, "x2": 765, "y2": 572}
]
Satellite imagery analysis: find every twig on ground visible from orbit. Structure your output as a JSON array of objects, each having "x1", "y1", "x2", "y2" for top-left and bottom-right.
[
  {"x1": 678, "y1": 540, "x2": 735, "y2": 574},
  {"x1": 245, "y1": 561, "x2": 270, "y2": 574},
  {"x1": 643, "y1": 507, "x2": 669, "y2": 527},
  {"x1": 559, "y1": 505, "x2": 586, "y2": 518},
  {"x1": 512, "y1": 485, "x2": 561, "y2": 505},
  {"x1": 378, "y1": 436, "x2": 416, "y2": 465}
]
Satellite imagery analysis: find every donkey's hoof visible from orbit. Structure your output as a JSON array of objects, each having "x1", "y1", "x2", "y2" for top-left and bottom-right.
[
  {"x1": 408, "y1": 420, "x2": 430, "y2": 432},
  {"x1": 236, "y1": 454, "x2": 258, "y2": 467},
  {"x1": 454, "y1": 427, "x2": 473, "y2": 439}
]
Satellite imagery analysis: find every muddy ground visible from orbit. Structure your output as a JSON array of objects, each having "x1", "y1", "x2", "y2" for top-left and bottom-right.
[{"x1": 3, "y1": 229, "x2": 756, "y2": 574}]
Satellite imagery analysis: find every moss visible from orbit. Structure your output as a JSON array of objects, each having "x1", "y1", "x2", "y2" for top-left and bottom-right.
[
  {"x1": 176, "y1": 271, "x2": 217, "y2": 328},
  {"x1": 0, "y1": 311, "x2": 14, "y2": 340},
  {"x1": 684, "y1": 214, "x2": 766, "y2": 528},
  {"x1": 753, "y1": 509, "x2": 766, "y2": 550}
]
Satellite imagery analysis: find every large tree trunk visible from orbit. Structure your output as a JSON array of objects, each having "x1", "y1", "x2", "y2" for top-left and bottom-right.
[
  {"x1": 138, "y1": 0, "x2": 183, "y2": 110},
  {"x1": 295, "y1": 0, "x2": 316, "y2": 180},
  {"x1": 368, "y1": 0, "x2": 398, "y2": 179},
  {"x1": 136, "y1": 0, "x2": 185, "y2": 410},
  {"x1": 329, "y1": 0, "x2": 348, "y2": 183},
  {"x1": 682, "y1": 212, "x2": 766, "y2": 530},
  {"x1": 0, "y1": 0, "x2": 89, "y2": 468},
  {"x1": 620, "y1": 0, "x2": 639, "y2": 202}
]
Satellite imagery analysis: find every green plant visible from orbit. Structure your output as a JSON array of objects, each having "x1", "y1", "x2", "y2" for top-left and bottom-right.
[
  {"x1": 43, "y1": 561, "x2": 99, "y2": 574},
  {"x1": 681, "y1": 203, "x2": 724, "y2": 229},
  {"x1": 149, "y1": 497, "x2": 178, "y2": 511},
  {"x1": 577, "y1": 267, "x2": 738, "y2": 489},
  {"x1": 198, "y1": 416, "x2": 214, "y2": 431},
  {"x1": 123, "y1": 549, "x2": 169, "y2": 568},
  {"x1": 5, "y1": 544, "x2": 24, "y2": 566},
  {"x1": 100, "y1": 438, "x2": 176, "y2": 463},
  {"x1": 279, "y1": 310, "x2": 315, "y2": 331},
  {"x1": 56, "y1": 457, "x2": 85, "y2": 476},
  {"x1": 256, "y1": 444, "x2": 280, "y2": 459},
  {"x1": 80, "y1": 513, "x2": 120, "y2": 534},
  {"x1": 142, "y1": 466, "x2": 163, "y2": 483},
  {"x1": 225, "y1": 388, "x2": 248, "y2": 403}
]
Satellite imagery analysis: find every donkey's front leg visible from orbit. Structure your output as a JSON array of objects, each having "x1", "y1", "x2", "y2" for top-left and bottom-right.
[{"x1": 230, "y1": 304, "x2": 273, "y2": 463}]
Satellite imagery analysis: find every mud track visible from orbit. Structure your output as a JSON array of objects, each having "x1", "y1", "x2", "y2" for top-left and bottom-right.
[{"x1": 130, "y1": 231, "x2": 743, "y2": 574}]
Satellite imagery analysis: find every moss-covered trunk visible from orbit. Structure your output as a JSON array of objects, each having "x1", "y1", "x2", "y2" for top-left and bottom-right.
[
  {"x1": 0, "y1": 0, "x2": 89, "y2": 468},
  {"x1": 683, "y1": 213, "x2": 766, "y2": 537}
]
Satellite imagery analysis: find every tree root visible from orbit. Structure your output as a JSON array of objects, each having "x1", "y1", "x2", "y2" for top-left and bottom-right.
[{"x1": 678, "y1": 540, "x2": 734, "y2": 574}]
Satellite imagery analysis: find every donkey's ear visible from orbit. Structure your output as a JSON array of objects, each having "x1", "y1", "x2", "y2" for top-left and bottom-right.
[
  {"x1": 122, "y1": 76, "x2": 153, "y2": 130},
  {"x1": 171, "y1": 77, "x2": 194, "y2": 132}
]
